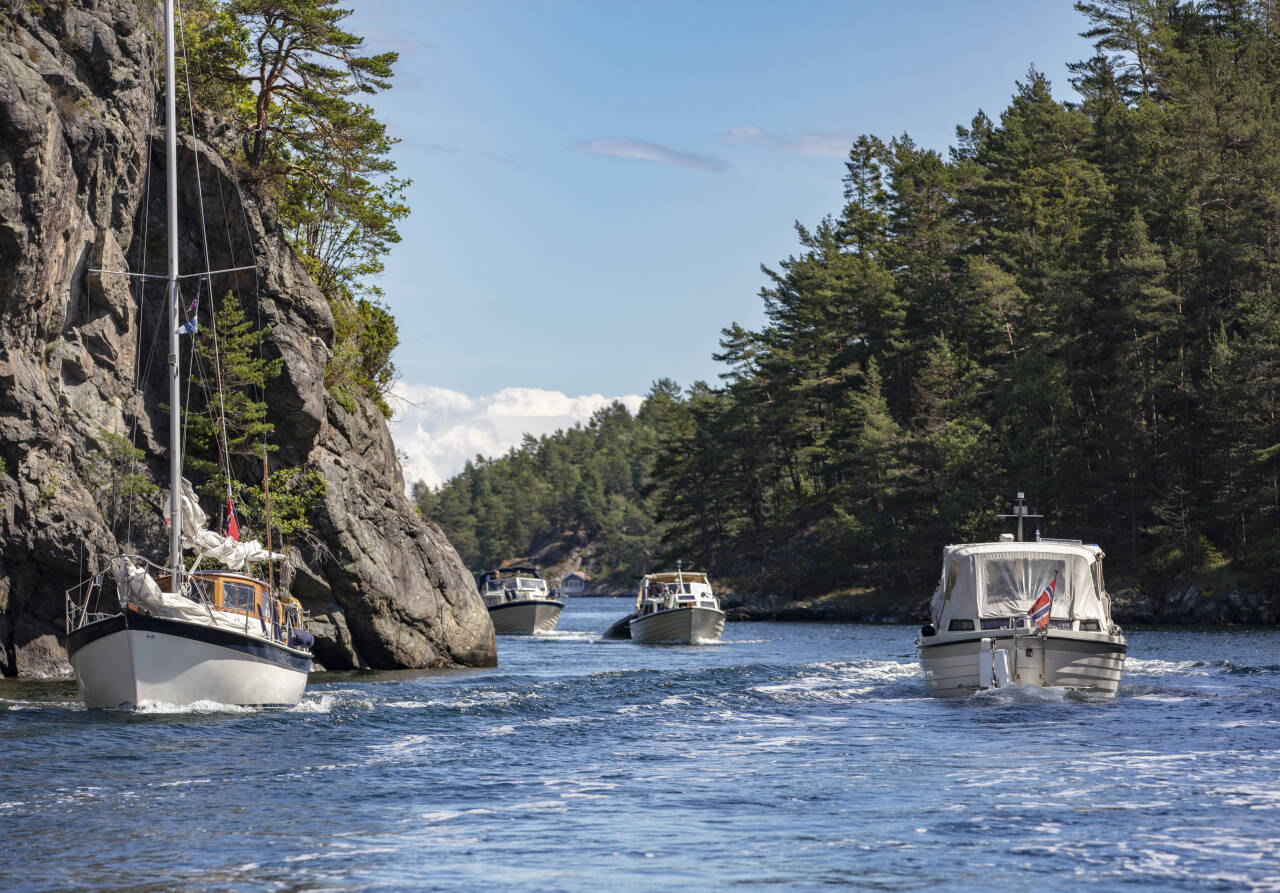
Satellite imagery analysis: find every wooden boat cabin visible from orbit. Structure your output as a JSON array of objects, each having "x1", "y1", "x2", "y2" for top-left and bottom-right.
[{"x1": 155, "y1": 570, "x2": 304, "y2": 636}]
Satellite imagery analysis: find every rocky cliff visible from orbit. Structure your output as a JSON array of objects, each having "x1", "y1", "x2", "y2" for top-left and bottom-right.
[{"x1": 0, "y1": 0, "x2": 495, "y2": 676}]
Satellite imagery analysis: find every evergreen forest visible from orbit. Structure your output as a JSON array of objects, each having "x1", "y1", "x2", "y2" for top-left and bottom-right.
[{"x1": 421, "y1": 0, "x2": 1280, "y2": 602}]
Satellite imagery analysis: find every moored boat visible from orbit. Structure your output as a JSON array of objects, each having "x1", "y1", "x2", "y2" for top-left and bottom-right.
[
  {"x1": 628, "y1": 569, "x2": 725, "y2": 644},
  {"x1": 480, "y1": 566, "x2": 564, "y2": 634},
  {"x1": 915, "y1": 495, "x2": 1127, "y2": 697}
]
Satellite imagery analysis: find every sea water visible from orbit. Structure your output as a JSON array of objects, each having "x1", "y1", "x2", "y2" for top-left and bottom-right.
[{"x1": 1, "y1": 597, "x2": 1277, "y2": 891}]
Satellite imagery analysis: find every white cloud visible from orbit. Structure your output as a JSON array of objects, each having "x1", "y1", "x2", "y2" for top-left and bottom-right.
[
  {"x1": 725, "y1": 125, "x2": 856, "y2": 158},
  {"x1": 571, "y1": 137, "x2": 729, "y2": 172},
  {"x1": 389, "y1": 383, "x2": 645, "y2": 488}
]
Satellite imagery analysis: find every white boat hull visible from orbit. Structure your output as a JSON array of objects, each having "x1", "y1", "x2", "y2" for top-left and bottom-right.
[
  {"x1": 630, "y1": 606, "x2": 725, "y2": 644},
  {"x1": 918, "y1": 631, "x2": 1126, "y2": 697},
  {"x1": 67, "y1": 613, "x2": 310, "y2": 709},
  {"x1": 487, "y1": 599, "x2": 564, "y2": 634}
]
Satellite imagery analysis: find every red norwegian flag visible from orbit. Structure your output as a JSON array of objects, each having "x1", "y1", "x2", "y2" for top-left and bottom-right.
[
  {"x1": 1028, "y1": 576, "x2": 1056, "y2": 630},
  {"x1": 225, "y1": 496, "x2": 240, "y2": 541}
]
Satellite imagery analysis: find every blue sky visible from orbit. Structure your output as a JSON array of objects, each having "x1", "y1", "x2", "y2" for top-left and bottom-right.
[{"x1": 348, "y1": 1, "x2": 1098, "y2": 485}]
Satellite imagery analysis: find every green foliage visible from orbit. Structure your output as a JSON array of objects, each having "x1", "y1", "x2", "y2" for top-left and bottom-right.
[
  {"x1": 324, "y1": 296, "x2": 398, "y2": 417},
  {"x1": 416, "y1": 402, "x2": 660, "y2": 586},
  {"x1": 228, "y1": 467, "x2": 326, "y2": 540},
  {"x1": 185, "y1": 290, "x2": 282, "y2": 483},
  {"x1": 637, "y1": 0, "x2": 1280, "y2": 598},
  {"x1": 177, "y1": 0, "x2": 406, "y2": 413},
  {"x1": 82, "y1": 430, "x2": 159, "y2": 529}
]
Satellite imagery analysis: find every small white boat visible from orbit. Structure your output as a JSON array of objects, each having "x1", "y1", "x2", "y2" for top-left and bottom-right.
[
  {"x1": 915, "y1": 495, "x2": 1127, "y2": 697},
  {"x1": 480, "y1": 566, "x2": 563, "y2": 634},
  {"x1": 629, "y1": 569, "x2": 725, "y2": 645}
]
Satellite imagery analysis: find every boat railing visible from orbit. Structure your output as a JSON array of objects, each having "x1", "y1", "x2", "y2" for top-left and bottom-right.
[
  {"x1": 65, "y1": 572, "x2": 121, "y2": 633},
  {"x1": 65, "y1": 555, "x2": 309, "y2": 647}
]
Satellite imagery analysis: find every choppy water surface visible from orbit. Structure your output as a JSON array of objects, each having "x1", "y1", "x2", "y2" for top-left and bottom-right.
[{"x1": 2, "y1": 598, "x2": 1277, "y2": 891}]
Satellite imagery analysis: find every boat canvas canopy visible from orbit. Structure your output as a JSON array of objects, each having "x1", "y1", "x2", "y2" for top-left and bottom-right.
[{"x1": 930, "y1": 542, "x2": 1108, "y2": 625}]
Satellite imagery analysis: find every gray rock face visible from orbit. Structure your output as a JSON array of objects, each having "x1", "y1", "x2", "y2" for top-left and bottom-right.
[{"x1": 0, "y1": 1, "x2": 495, "y2": 676}]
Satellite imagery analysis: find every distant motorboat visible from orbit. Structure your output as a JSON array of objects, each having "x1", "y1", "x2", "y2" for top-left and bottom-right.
[
  {"x1": 915, "y1": 494, "x2": 1127, "y2": 697},
  {"x1": 626, "y1": 568, "x2": 725, "y2": 645},
  {"x1": 480, "y1": 566, "x2": 563, "y2": 634}
]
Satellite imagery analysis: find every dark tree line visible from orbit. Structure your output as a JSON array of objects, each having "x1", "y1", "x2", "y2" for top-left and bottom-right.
[
  {"x1": 413, "y1": 401, "x2": 664, "y2": 586},
  {"x1": 424, "y1": 1, "x2": 1280, "y2": 602}
]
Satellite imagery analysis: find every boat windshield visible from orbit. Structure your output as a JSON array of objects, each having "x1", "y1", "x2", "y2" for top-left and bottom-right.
[{"x1": 982, "y1": 557, "x2": 1067, "y2": 614}]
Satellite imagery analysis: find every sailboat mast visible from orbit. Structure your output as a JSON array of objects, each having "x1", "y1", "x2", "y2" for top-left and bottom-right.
[{"x1": 164, "y1": 0, "x2": 182, "y2": 582}]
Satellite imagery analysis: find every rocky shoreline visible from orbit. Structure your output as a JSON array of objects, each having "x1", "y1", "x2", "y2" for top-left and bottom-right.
[{"x1": 720, "y1": 584, "x2": 1280, "y2": 627}]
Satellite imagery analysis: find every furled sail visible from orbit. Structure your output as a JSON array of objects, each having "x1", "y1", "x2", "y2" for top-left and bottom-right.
[{"x1": 170, "y1": 478, "x2": 284, "y2": 570}]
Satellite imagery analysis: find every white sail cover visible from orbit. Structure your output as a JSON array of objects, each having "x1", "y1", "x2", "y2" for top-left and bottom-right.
[
  {"x1": 171, "y1": 478, "x2": 284, "y2": 570},
  {"x1": 929, "y1": 541, "x2": 1110, "y2": 626}
]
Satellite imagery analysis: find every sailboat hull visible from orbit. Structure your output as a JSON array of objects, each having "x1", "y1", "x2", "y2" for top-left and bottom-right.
[
  {"x1": 630, "y1": 606, "x2": 725, "y2": 644},
  {"x1": 67, "y1": 612, "x2": 310, "y2": 709}
]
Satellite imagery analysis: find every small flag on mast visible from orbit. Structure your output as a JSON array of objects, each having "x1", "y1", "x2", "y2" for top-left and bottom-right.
[
  {"x1": 177, "y1": 317, "x2": 198, "y2": 335},
  {"x1": 225, "y1": 497, "x2": 240, "y2": 541},
  {"x1": 1028, "y1": 575, "x2": 1056, "y2": 630}
]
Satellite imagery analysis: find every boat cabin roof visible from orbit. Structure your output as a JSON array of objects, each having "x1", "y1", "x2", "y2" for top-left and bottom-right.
[
  {"x1": 930, "y1": 539, "x2": 1111, "y2": 627},
  {"x1": 643, "y1": 571, "x2": 709, "y2": 585},
  {"x1": 159, "y1": 569, "x2": 268, "y2": 588},
  {"x1": 482, "y1": 566, "x2": 542, "y2": 580}
]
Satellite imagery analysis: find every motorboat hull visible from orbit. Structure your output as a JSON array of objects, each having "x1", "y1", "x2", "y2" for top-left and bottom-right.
[
  {"x1": 487, "y1": 599, "x2": 564, "y2": 634},
  {"x1": 917, "y1": 631, "x2": 1126, "y2": 697},
  {"x1": 66, "y1": 611, "x2": 311, "y2": 709},
  {"x1": 630, "y1": 606, "x2": 725, "y2": 644}
]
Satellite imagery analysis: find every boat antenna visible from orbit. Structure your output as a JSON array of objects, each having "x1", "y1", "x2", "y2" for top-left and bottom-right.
[{"x1": 998, "y1": 492, "x2": 1043, "y2": 542}]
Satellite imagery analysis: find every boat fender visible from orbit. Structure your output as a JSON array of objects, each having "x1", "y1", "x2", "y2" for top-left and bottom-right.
[
  {"x1": 920, "y1": 624, "x2": 936, "y2": 637},
  {"x1": 289, "y1": 628, "x2": 315, "y2": 649}
]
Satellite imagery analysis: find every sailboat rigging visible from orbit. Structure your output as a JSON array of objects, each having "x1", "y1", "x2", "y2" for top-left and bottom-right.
[{"x1": 64, "y1": 0, "x2": 312, "y2": 709}]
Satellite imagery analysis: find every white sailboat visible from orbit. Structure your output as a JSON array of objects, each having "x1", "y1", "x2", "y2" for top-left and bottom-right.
[
  {"x1": 63, "y1": 0, "x2": 312, "y2": 709},
  {"x1": 914, "y1": 494, "x2": 1127, "y2": 697}
]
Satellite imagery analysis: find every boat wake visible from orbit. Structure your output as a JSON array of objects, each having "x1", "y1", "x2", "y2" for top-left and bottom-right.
[
  {"x1": 134, "y1": 698, "x2": 259, "y2": 714},
  {"x1": 966, "y1": 683, "x2": 1073, "y2": 706}
]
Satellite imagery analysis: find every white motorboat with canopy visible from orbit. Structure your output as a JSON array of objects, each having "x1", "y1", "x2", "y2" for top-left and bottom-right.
[
  {"x1": 624, "y1": 567, "x2": 725, "y2": 645},
  {"x1": 63, "y1": 0, "x2": 312, "y2": 708},
  {"x1": 915, "y1": 495, "x2": 1126, "y2": 696},
  {"x1": 480, "y1": 565, "x2": 563, "y2": 634}
]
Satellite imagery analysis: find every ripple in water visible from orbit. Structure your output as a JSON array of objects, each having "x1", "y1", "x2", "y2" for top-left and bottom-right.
[{"x1": 0, "y1": 607, "x2": 1276, "y2": 891}]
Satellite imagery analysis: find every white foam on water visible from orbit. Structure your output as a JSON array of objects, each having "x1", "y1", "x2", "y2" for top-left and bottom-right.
[
  {"x1": 134, "y1": 699, "x2": 257, "y2": 714},
  {"x1": 480, "y1": 723, "x2": 517, "y2": 737},
  {"x1": 369, "y1": 733, "x2": 436, "y2": 757},
  {"x1": 526, "y1": 715, "x2": 583, "y2": 727},
  {"x1": 422, "y1": 689, "x2": 543, "y2": 710},
  {"x1": 967, "y1": 683, "x2": 1070, "y2": 705},
  {"x1": 1125, "y1": 658, "x2": 1202, "y2": 676},
  {"x1": 420, "y1": 807, "x2": 495, "y2": 823},
  {"x1": 147, "y1": 778, "x2": 211, "y2": 789},
  {"x1": 748, "y1": 659, "x2": 917, "y2": 702},
  {"x1": 531, "y1": 630, "x2": 597, "y2": 643}
]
